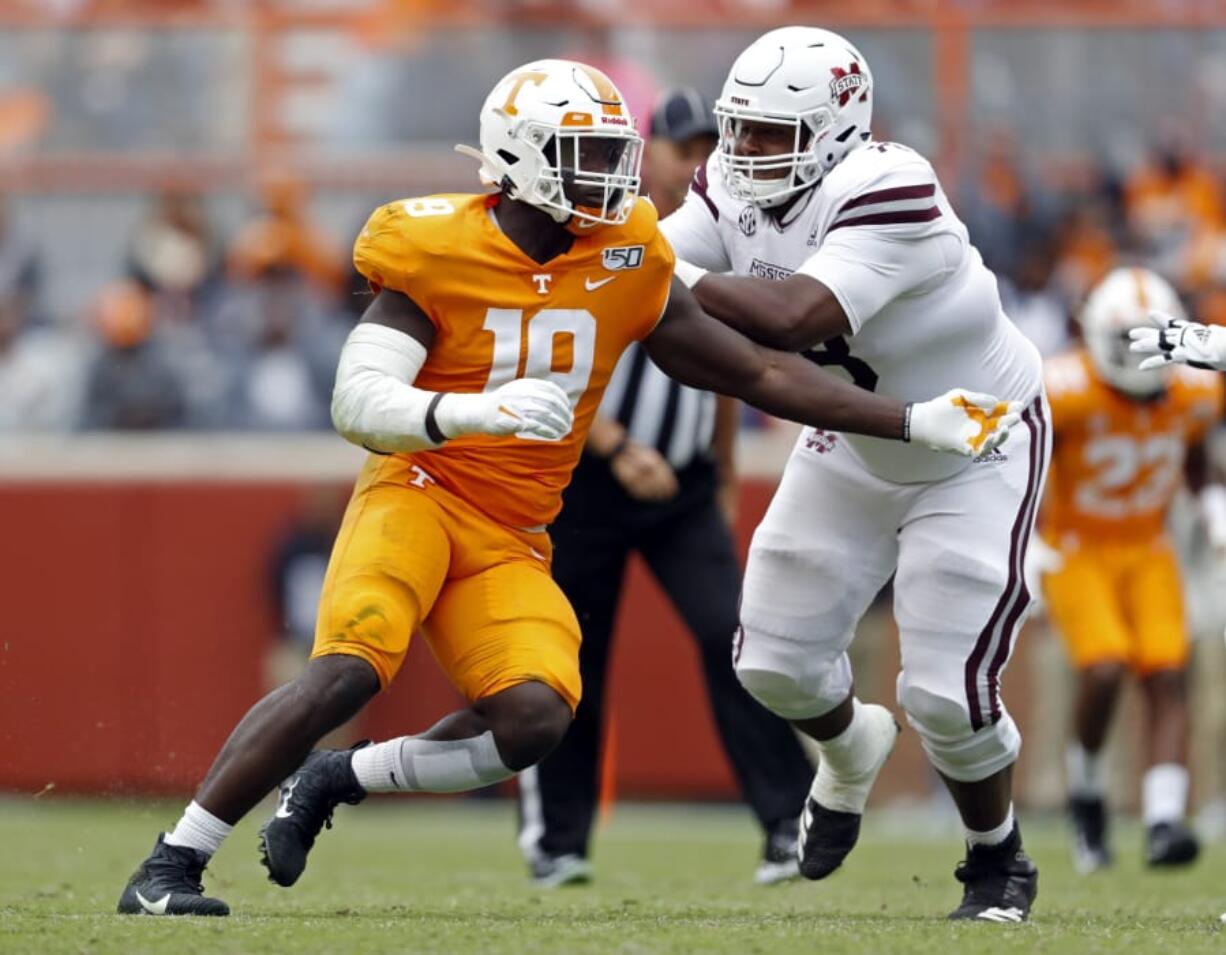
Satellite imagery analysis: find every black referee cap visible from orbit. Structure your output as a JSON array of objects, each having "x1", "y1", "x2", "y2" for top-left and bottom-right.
[{"x1": 650, "y1": 87, "x2": 718, "y2": 144}]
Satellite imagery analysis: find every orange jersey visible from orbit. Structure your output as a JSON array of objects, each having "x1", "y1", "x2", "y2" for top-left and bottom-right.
[
  {"x1": 1040, "y1": 349, "x2": 1223, "y2": 545},
  {"x1": 353, "y1": 193, "x2": 674, "y2": 528}
]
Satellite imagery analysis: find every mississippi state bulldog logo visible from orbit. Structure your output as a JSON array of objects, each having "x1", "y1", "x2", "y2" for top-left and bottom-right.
[
  {"x1": 830, "y1": 62, "x2": 868, "y2": 106},
  {"x1": 805, "y1": 429, "x2": 839, "y2": 454}
]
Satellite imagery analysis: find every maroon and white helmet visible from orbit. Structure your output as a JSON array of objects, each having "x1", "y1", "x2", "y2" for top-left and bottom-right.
[{"x1": 715, "y1": 26, "x2": 873, "y2": 208}]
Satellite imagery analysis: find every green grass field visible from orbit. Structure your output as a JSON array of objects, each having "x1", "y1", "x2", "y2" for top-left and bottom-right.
[{"x1": 2, "y1": 796, "x2": 1225, "y2": 954}]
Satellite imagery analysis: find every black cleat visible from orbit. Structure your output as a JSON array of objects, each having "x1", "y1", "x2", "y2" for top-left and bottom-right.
[
  {"x1": 755, "y1": 817, "x2": 801, "y2": 886},
  {"x1": 948, "y1": 825, "x2": 1038, "y2": 923},
  {"x1": 797, "y1": 798, "x2": 862, "y2": 880},
  {"x1": 1069, "y1": 795, "x2": 1112, "y2": 873},
  {"x1": 259, "y1": 744, "x2": 367, "y2": 887},
  {"x1": 1146, "y1": 821, "x2": 1200, "y2": 867},
  {"x1": 796, "y1": 703, "x2": 899, "y2": 881},
  {"x1": 116, "y1": 834, "x2": 229, "y2": 916}
]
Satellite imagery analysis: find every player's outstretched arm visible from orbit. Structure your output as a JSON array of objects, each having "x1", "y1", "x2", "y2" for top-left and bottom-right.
[
  {"x1": 331, "y1": 289, "x2": 574, "y2": 452},
  {"x1": 1130, "y1": 310, "x2": 1226, "y2": 372},
  {"x1": 674, "y1": 260, "x2": 849, "y2": 351},
  {"x1": 644, "y1": 278, "x2": 1021, "y2": 456}
]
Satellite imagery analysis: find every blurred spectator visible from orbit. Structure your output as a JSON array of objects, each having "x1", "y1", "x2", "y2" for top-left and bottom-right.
[
  {"x1": 227, "y1": 172, "x2": 345, "y2": 298},
  {"x1": 0, "y1": 194, "x2": 86, "y2": 432},
  {"x1": 1001, "y1": 234, "x2": 1073, "y2": 358},
  {"x1": 0, "y1": 290, "x2": 87, "y2": 434},
  {"x1": 963, "y1": 129, "x2": 1035, "y2": 277},
  {"x1": 212, "y1": 266, "x2": 341, "y2": 431},
  {"x1": 1052, "y1": 201, "x2": 1118, "y2": 308},
  {"x1": 0, "y1": 196, "x2": 39, "y2": 319},
  {"x1": 1126, "y1": 145, "x2": 1224, "y2": 290},
  {"x1": 127, "y1": 190, "x2": 216, "y2": 312},
  {"x1": 82, "y1": 279, "x2": 186, "y2": 430}
]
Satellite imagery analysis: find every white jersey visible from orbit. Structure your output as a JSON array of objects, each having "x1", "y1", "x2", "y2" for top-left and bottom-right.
[{"x1": 661, "y1": 141, "x2": 1043, "y2": 483}]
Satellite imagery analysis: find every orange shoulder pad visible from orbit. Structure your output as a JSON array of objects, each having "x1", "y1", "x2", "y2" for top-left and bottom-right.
[{"x1": 353, "y1": 195, "x2": 471, "y2": 297}]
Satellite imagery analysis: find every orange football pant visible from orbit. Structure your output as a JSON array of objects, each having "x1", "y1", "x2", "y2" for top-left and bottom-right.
[
  {"x1": 1043, "y1": 537, "x2": 1188, "y2": 675},
  {"x1": 310, "y1": 455, "x2": 582, "y2": 710}
]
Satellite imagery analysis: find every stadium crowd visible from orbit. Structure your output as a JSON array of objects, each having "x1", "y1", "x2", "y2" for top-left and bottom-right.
[
  {"x1": 1, "y1": 137, "x2": 1224, "y2": 434},
  {"x1": 0, "y1": 174, "x2": 357, "y2": 433}
]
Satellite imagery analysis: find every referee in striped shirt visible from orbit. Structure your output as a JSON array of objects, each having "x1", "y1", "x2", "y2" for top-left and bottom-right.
[{"x1": 518, "y1": 88, "x2": 813, "y2": 888}]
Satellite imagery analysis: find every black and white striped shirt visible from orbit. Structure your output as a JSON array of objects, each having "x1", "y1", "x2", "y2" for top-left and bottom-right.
[{"x1": 598, "y1": 343, "x2": 717, "y2": 470}]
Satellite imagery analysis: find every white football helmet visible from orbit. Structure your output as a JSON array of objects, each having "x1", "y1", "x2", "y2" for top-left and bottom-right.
[
  {"x1": 456, "y1": 60, "x2": 643, "y2": 228},
  {"x1": 715, "y1": 26, "x2": 874, "y2": 208},
  {"x1": 1079, "y1": 267, "x2": 1185, "y2": 397}
]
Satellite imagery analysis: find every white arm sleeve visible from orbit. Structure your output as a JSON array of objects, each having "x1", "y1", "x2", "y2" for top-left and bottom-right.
[
  {"x1": 796, "y1": 228, "x2": 962, "y2": 334},
  {"x1": 330, "y1": 322, "x2": 443, "y2": 453}
]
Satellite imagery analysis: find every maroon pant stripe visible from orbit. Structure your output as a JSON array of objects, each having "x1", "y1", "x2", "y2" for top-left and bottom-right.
[
  {"x1": 963, "y1": 396, "x2": 1044, "y2": 732},
  {"x1": 986, "y1": 399, "x2": 1049, "y2": 724}
]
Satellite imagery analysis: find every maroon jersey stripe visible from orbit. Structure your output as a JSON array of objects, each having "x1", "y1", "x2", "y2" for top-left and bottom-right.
[
  {"x1": 837, "y1": 182, "x2": 936, "y2": 214},
  {"x1": 690, "y1": 164, "x2": 719, "y2": 221},
  {"x1": 826, "y1": 206, "x2": 941, "y2": 232}
]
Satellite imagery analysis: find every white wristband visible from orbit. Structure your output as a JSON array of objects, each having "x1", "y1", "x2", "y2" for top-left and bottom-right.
[{"x1": 673, "y1": 259, "x2": 708, "y2": 290}]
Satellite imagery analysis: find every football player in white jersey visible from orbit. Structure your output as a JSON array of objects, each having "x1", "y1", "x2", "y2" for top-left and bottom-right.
[{"x1": 660, "y1": 27, "x2": 1048, "y2": 922}]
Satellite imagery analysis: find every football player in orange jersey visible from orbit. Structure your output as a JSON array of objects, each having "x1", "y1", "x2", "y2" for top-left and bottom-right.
[
  {"x1": 117, "y1": 60, "x2": 1022, "y2": 917},
  {"x1": 1034, "y1": 267, "x2": 1224, "y2": 873}
]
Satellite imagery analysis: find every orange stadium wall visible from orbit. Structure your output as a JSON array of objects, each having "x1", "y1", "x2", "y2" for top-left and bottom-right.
[{"x1": 0, "y1": 478, "x2": 1036, "y2": 801}]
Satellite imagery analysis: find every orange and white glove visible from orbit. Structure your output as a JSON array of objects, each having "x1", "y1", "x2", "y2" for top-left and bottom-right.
[
  {"x1": 1130, "y1": 311, "x2": 1226, "y2": 372},
  {"x1": 905, "y1": 389, "x2": 1023, "y2": 458}
]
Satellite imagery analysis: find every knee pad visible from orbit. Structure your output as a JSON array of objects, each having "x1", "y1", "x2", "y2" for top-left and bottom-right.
[
  {"x1": 897, "y1": 674, "x2": 1020, "y2": 782},
  {"x1": 734, "y1": 629, "x2": 852, "y2": 721}
]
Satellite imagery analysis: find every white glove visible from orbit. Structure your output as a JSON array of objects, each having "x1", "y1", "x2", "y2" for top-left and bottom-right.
[
  {"x1": 436, "y1": 378, "x2": 574, "y2": 442},
  {"x1": 1129, "y1": 310, "x2": 1226, "y2": 372},
  {"x1": 906, "y1": 389, "x2": 1023, "y2": 457}
]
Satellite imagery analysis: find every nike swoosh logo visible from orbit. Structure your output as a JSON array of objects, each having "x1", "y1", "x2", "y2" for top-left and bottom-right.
[
  {"x1": 136, "y1": 890, "x2": 170, "y2": 915},
  {"x1": 275, "y1": 777, "x2": 300, "y2": 819},
  {"x1": 529, "y1": 547, "x2": 546, "y2": 561},
  {"x1": 585, "y1": 276, "x2": 617, "y2": 292}
]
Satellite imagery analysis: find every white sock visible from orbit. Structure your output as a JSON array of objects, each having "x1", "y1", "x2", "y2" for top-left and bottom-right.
[
  {"x1": 163, "y1": 801, "x2": 233, "y2": 857},
  {"x1": 1142, "y1": 763, "x2": 1189, "y2": 826},
  {"x1": 810, "y1": 700, "x2": 893, "y2": 813},
  {"x1": 1066, "y1": 743, "x2": 1104, "y2": 799},
  {"x1": 814, "y1": 699, "x2": 877, "y2": 778},
  {"x1": 966, "y1": 803, "x2": 1015, "y2": 849},
  {"x1": 351, "y1": 731, "x2": 515, "y2": 793}
]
